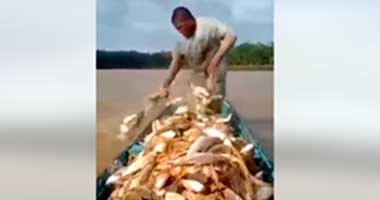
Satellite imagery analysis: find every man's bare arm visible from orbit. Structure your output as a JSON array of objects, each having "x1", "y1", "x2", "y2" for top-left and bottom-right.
[
  {"x1": 207, "y1": 34, "x2": 237, "y2": 77},
  {"x1": 162, "y1": 51, "x2": 184, "y2": 88},
  {"x1": 200, "y1": 45, "x2": 219, "y2": 75}
]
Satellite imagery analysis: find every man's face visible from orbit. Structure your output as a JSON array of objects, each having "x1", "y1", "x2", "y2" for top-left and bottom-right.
[{"x1": 173, "y1": 18, "x2": 196, "y2": 39}]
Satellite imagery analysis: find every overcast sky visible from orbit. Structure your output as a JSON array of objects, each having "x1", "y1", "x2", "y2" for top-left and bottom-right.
[{"x1": 97, "y1": 0, "x2": 273, "y2": 52}]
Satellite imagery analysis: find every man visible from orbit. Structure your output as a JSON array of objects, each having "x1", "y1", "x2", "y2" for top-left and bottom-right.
[{"x1": 160, "y1": 6, "x2": 237, "y2": 103}]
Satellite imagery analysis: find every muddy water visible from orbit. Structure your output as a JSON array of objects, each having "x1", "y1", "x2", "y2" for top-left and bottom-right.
[{"x1": 97, "y1": 69, "x2": 273, "y2": 175}]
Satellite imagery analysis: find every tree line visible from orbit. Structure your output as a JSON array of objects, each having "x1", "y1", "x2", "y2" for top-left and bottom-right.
[{"x1": 97, "y1": 42, "x2": 273, "y2": 70}]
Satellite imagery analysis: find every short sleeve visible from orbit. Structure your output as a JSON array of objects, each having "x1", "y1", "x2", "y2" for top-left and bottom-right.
[
  {"x1": 212, "y1": 19, "x2": 234, "y2": 39},
  {"x1": 173, "y1": 41, "x2": 182, "y2": 56}
]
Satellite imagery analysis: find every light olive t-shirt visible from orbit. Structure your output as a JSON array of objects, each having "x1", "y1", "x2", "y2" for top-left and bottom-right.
[{"x1": 173, "y1": 17, "x2": 234, "y2": 75}]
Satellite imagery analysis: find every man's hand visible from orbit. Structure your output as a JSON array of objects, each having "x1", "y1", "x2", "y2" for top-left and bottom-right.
[
  {"x1": 206, "y1": 54, "x2": 220, "y2": 94},
  {"x1": 206, "y1": 74, "x2": 217, "y2": 94},
  {"x1": 206, "y1": 34, "x2": 237, "y2": 94},
  {"x1": 159, "y1": 84, "x2": 169, "y2": 98}
]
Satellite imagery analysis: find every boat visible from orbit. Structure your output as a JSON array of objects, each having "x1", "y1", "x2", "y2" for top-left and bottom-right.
[{"x1": 96, "y1": 100, "x2": 274, "y2": 200}]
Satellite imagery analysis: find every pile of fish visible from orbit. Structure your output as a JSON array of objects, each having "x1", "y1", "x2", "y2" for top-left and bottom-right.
[{"x1": 106, "y1": 87, "x2": 274, "y2": 200}]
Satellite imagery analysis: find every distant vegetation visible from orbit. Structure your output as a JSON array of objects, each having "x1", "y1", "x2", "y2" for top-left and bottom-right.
[
  {"x1": 97, "y1": 42, "x2": 273, "y2": 70},
  {"x1": 96, "y1": 50, "x2": 171, "y2": 69}
]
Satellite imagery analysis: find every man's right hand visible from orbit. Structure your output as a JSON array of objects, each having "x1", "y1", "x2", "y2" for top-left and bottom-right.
[{"x1": 159, "y1": 84, "x2": 169, "y2": 98}]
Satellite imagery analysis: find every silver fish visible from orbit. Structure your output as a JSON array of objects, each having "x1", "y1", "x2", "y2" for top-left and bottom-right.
[
  {"x1": 203, "y1": 127, "x2": 227, "y2": 140},
  {"x1": 121, "y1": 152, "x2": 156, "y2": 176},
  {"x1": 187, "y1": 136, "x2": 222, "y2": 155},
  {"x1": 155, "y1": 172, "x2": 170, "y2": 189},
  {"x1": 171, "y1": 153, "x2": 227, "y2": 165},
  {"x1": 181, "y1": 179, "x2": 205, "y2": 192},
  {"x1": 215, "y1": 114, "x2": 232, "y2": 123}
]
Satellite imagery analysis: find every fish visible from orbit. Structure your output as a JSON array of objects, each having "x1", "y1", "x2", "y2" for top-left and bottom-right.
[
  {"x1": 152, "y1": 120, "x2": 161, "y2": 133},
  {"x1": 105, "y1": 174, "x2": 120, "y2": 186},
  {"x1": 120, "y1": 152, "x2": 156, "y2": 176},
  {"x1": 164, "y1": 115, "x2": 186, "y2": 124},
  {"x1": 195, "y1": 122, "x2": 206, "y2": 128},
  {"x1": 153, "y1": 142, "x2": 167, "y2": 153},
  {"x1": 255, "y1": 171, "x2": 264, "y2": 179},
  {"x1": 120, "y1": 124, "x2": 129, "y2": 134},
  {"x1": 215, "y1": 114, "x2": 232, "y2": 123},
  {"x1": 181, "y1": 190, "x2": 197, "y2": 200},
  {"x1": 240, "y1": 144, "x2": 254, "y2": 154},
  {"x1": 137, "y1": 163, "x2": 154, "y2": 184},
  {"x1": 213, "y1": 123, "x2": 231, "y2": 134},
  {"x1": 251, "y1": 175, "x2": 274, "y2": 200},
  {"x1": 153, "y1": 188, "x2": 166, "y2": 197},
  {"x1": 165, "y1": 192, "x2": 185, "y2": 200},
  {"x1": 109, "y1": 188, "x2": 119, "y2": 199},
  {"x1": 123, "y1": 114, "x2": 138, "y2": 124},
  {"x1": 128, "y1": 176, "x2": 141, "y2": 190},
  {"x1": 182, "y1": 179, "x2": 205, "y2": 192},
  {"x1": 175, "y1": 105, "x2": 189, "y2": 115},
  {"x1": 133, "y1": 186, "x2": 155, "y2": 200},
  {"x1": 117, "y1": 187, "x2": 126, "y2": 198},
  {"x1": 155, "y1": 172, "x2": 170, "y2": 189},
  {"x1": 123, "y1": 191, "x2": 142, "y2": 200},
  {"x1": 207, "y1": 144, "x2": 233, "y2": 154},
  {"x1": 143, "y1": 131, "x2": 156, "y2": 147},
  {"x1": 203, "y1": 127, "x2": 227, "y2": 140},
  {"x1": 219, "y1": 165, "x2": 247, "y2": 199},
  {"x1": 220, "y1": 153, "x2": 256, "y2": 200},
  {"x1": 186, "y1": 171, "x2": 209, "y2": 184},
  {"x1": 191, "y1": 85, "x2": 210, "y2": 98},
  {"x1": 256, "y1": 185, "x2": 274, "y2": 200},
  {"x1": 171, "y1": 153, "x2": 227, "y2": 166},
  {"x1": 161, "y1": 130, "x2": 176, "y2": 139},
  {"x1": 183, "y1": 127, "x2": 202, "y2": 136},
  {"x1": 223, "y1": 187, "x2": 244, "y2": 200},
  {"x1": 223, "y1": 138, "x2": 234, "y2": 147},
  {"x1": 187, "y1": 136, "x2": 222, "y2": 155}
]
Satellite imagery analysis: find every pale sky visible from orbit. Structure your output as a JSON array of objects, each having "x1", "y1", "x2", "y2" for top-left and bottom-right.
[{"x1": 97, "y1": 0, "x2": 273, "y2": 51}]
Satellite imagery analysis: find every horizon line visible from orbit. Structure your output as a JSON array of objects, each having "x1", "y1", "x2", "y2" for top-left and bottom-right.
[{"x1": 97, "y1": 40, "x2": 274, "y2": 53}]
